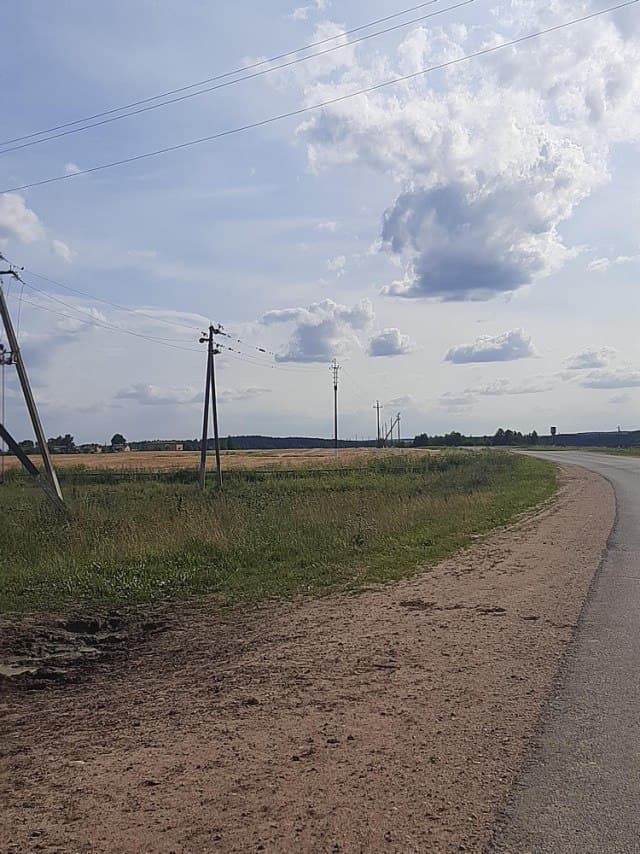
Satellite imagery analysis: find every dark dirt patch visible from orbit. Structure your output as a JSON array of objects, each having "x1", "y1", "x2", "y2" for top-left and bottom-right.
[{"x1": 0, "y1": 609, "x2": 168, "y2": 689}]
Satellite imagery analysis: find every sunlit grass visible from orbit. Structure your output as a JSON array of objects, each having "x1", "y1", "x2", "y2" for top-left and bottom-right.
[{"x1": 0, "y1": 452, "x2": 556, "y2": 614}]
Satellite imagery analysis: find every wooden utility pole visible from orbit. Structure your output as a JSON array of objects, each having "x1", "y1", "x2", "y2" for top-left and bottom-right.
[
  {"x1": 198, "y1": 324, "x2": 223, "y2": 490},
  {"x1": 0, "y1": 269, "x2": 65, "y2": 511},
  {"x1": 331, "y1": 359, "x2": 340, "y2": 454}
]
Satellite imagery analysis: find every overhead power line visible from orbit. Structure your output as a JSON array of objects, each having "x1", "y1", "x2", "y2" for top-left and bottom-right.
[
  {"x1": 3, "y1": 0, "x2": 636, "y2": 195},
  {"x1": 18, "y1": 264, "x2": 213, "y2": 334},
  {"x1": 9, "y1": 292, "x2": 204, "y2": 353},
  {"x1": 0, "y1": 1, "x2": 477, "y2": 156},
  {"x1": 18, "y1": 275, "x2": 200, "y2": 343},
  {"x1": 0, "y1": 0, "x2": 443, "y2": 150},
  {"x1": 6, "y1": 273, "x2": 320, "y2": 372}
]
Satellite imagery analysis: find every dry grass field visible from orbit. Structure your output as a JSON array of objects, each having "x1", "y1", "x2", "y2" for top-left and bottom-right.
[{"x1": 2, "y1": 446, "x2": 432, "y2": 473}]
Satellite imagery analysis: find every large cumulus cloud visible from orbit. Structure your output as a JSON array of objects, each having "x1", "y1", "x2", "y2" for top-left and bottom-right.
[
  {"x1": 262, "y1": 297, "x2": 374, "y2": 362},
  {"x1": 292, "y1": 0, "x2": 640, "y2": 300}
]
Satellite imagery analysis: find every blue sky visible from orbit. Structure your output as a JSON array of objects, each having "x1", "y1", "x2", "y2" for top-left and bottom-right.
[{"x1": 1, "y1": 0, "x2": 639, "y2": 442}]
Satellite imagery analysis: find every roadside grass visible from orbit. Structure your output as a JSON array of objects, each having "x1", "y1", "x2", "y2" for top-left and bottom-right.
[
  {"x1": 0, "y1": 452, "x2": 556, "y2": 614},
  {"x1": 587, "y1": 447, "x2": 640, "y2": 457}
]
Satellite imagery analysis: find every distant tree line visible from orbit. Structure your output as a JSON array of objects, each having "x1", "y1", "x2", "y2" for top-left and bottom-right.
[{"x1": 413, "y1": 428, "x2": 539, "y2": 448}]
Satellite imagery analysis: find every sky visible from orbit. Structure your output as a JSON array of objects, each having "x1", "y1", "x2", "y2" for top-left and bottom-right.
[{"x1": 1, "y1": 0, "x2": 639, "y2": 443}]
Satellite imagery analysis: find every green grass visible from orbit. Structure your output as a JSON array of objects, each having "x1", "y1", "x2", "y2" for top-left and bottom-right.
[
  {"x1": 522, "y1": 446, "x2": 640, "y2": 456},
  {"x1": 0, "y1": 452, "x2": 556, "y2": 614},
  {"x1": 587, "y1": 447, "x2": 640, "y2": 457}
]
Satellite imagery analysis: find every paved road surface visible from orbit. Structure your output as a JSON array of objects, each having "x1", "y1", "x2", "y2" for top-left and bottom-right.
[{"x1": 493, "y1": 451, "x2": 640, "y2": 853}]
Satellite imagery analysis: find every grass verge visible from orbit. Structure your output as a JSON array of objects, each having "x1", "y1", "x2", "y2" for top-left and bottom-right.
[{"x1": 0, "y1": 452, "x2": 556, "y2": 614}]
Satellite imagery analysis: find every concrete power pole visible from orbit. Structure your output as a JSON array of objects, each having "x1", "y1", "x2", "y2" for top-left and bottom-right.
[
  {"x1": 331, "y1": 359, "x2": 340, "y2": 454},
  {"x1": 198, "y1": 324, "x2": 223, "y2": 490},
  {"x1": 397, "y1": 412, "x2": 401, "y2": 446},
  {"x1": 0, "y1": 267, "x2": 65, "y2": 510},
  {"x1": 374, "y1": 400, "x2": 382, "y2": 448}
]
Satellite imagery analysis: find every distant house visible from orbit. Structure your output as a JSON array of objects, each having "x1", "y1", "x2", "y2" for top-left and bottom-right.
[
  {"x1": 160, "y1": 442, "x2": 183, "y2": 452},
  {"x1": 112, "y1": 443, "x2": 131, "y2": 453},
  {"x1": 77, "y1": 443, "x2": 103, "y2": 454}
]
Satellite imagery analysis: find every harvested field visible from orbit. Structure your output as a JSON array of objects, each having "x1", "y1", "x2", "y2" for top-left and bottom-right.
[
  {"x1": 0, "y1": 464, "x2": 614, "y2": 852},
  {"x1": 1, "y1": 447, "x2": 431, "y2": 473}
]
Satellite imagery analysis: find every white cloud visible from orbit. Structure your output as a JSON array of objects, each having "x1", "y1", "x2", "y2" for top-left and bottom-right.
[
  {"x1": 368, "y1": 327, "x2": 415, "y2": 357},
  {"x1": 387, "y1": 394, "x2": 419, "y2": 409},
  {"x1": 474, "y1": 377, "x2": 554, "y2": 396},
  {"x1": 290, "y1": 2, "x2": 640, "y2": 301},
  {"x1": 327, "y1": 254, "x2": 346, "y2": 276},
  {"x1": 439, "y1": 374, "x2": 553, "y2": 413},
  {"x1": 289, "y1": 0, "x2": 330, "y2": 22},
  {"x1": 116, "y1": 384, "x2": 201, "y2": 406},
  {"x1": 315, "y1": 220, "x2": 338, "y2": 232},
  {"x1": 564, "y1": 347, "x2": 617, "y2": 370},
  {"x1": 64, "y1": 163, "x2": 81, "y2": 175},
  {"x1": 218, "y1": 387, "x2": 270, "y2": 404},
  {"x1": 609, "y1": 392, "x2": 632, "y2": 405},
  {"x1": 588, "y1": 253, "x2": 639, "y2": 272},
  {"x1": 51, "y1": 239, "x2": 77, "y2": 264},
  {"x1": 16, "y1": 304, "x2": 107, "y2": 369},
  {"x1": 587, "y1": 257, "x2": 612, "y2": 272},
  {"x1": 439, "y1": 391, "x2": 476, "y2": 412},
  {"x1": 578, "y1": 369, "x2": 640, "y2": 389},
  {"x1": 445, "y1": 329, "x2": 536, "y2": 364},
  {"x1": 0, "y1": 193, "x2": 44, "y2": 244},
  {"x1": 262, "y1": 297, "x2": 374, "y2": 362}
]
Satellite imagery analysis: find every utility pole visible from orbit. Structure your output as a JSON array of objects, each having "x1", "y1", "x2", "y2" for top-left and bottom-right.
[
  {"x1": 331, "y1": 359, "x2": 340, "y2": 454},
  {"x1": 374, "y1": 400, "x2": 382, "y2": 448},
  {"x1": 0, "y1": 266, "x2": 65, "y2": 510},
  {"x1": 198, "y1": 324, "x2": 223, "y2": 490},
  {"x1": 397, "y1": 412, "x2": 401, "y2": 447}
]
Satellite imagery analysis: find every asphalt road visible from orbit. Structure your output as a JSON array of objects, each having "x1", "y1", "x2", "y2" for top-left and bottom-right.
[{"x1": 492, "y1": 451, "x2": 640, "y2": 854}]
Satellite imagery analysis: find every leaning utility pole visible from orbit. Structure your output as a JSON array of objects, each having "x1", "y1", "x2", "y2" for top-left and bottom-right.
[
  {"x1": 374, "y1": 400, "x2": 382, "y2": 448},
  {"x1": 331, "y1": 359, "x2": 340, "y2": 453},
  {"x1": 198, "y1": 324, "x2": 223, "y2": 490},
  {"x1": 0, "y1": 266, "x2": 65, "y2": 511}
]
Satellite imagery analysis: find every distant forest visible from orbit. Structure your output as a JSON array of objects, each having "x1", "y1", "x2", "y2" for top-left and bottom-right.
[
  {"x1": 413, "y1": 428, "x2": 539, "y2": 447},
  {"x1": 11, "y1": 428, "x2": 640, "y2": 455}
]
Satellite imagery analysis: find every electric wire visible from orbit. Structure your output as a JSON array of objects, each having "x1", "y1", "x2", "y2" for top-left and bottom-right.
[
  {"x1": 0, "y1": 1, "x2": 476, "y2": 156},
  {"x1": 0, "y1": 0, "x2": 445, "y2": 149},
  {"x1": 21, "y1": 276, "x2": 308, "y2": 369},
  {"x1": 19, "y1": 276, "x2": 199, "y2": 345},
  {"x1": 13, "y1": 282, "x2": 323, "y2": 373},
  {"x1": 13, "y1": 262, "x2": 215, "y2": 334},
  {"x1": 3, "y1": 255, "x2": 312, "y2": 369},
  {"x1": 4, "y1": 255, "x2": 287, "y2": 360},
  {"x1": 14, "y1": 293, "x2": 204, "y2": 353},
  {"x1": 3, "y1": 0, "x2": 636, "y2": 195}
]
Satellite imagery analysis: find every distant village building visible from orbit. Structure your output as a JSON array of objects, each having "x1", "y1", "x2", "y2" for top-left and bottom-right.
[
  {"x1": 77, "y1": 443, "x2": 103, "y2": 454},
  {"x1": 112, "y1": 443, "x2": 131, "y2": 453},
  {"x1": 127, "y1": 441, "x2": 184, "y2": 452}
]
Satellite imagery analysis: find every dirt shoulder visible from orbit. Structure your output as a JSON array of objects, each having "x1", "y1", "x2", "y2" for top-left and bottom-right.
[{"x1": 0, "y1": 464, "x2": 614, "y2": 853}]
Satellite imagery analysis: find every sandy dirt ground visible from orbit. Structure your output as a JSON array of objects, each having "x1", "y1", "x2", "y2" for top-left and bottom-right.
[
  {"x1": 1, "y1": 447, "x2": 430, "y2": 473},
  {"x1": 0, "y1": 465, "x2": 613, "y2": 853}
]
